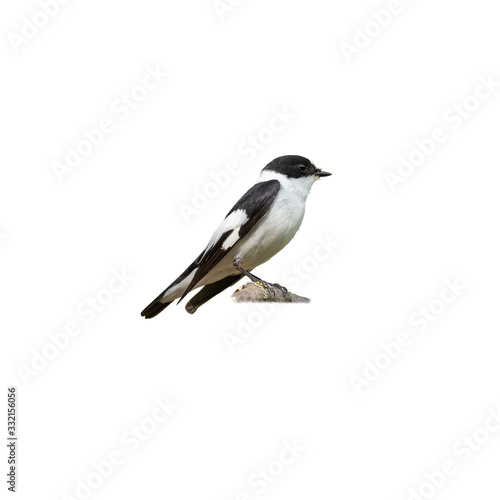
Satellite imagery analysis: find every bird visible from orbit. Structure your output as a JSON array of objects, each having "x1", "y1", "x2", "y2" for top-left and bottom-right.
[{"x1": 141, "y1": 155, "x2": 331, "y2": 318}]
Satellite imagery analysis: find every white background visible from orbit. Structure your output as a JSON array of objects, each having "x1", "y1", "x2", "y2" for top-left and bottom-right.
[{"x1": 2, "y1": 0, "x2": 500, "y2": 499}]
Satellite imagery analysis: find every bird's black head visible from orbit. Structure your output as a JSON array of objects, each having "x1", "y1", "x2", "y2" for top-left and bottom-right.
[{"x1": 262, "y1": 155, "x2": 331, "y2": 179}]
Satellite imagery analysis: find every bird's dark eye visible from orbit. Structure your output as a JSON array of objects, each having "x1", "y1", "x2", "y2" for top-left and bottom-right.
[{"x1": 298, "y1": 164, "x2": 307, "y2": 173}]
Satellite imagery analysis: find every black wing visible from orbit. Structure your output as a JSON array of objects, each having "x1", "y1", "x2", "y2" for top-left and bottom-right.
[
  {"x1": 177, "y1": 179, "x2": 280, "y2": 302},
  {"x1": 185, "y1": 274, "x2": 244, "y2": 314}
]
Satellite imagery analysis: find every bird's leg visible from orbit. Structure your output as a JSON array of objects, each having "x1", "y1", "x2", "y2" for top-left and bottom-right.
[
  {"x1": 233, "y1": 260, "x2": 291, "y2": 301},
  {"x1": 233, "y1": 260, "x2": 262, "y2": 283}
]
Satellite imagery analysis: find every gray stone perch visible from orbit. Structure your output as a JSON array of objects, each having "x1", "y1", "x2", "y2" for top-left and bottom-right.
[{"x1": 232, "y1": 282, "x2": 310, "y2": 304}]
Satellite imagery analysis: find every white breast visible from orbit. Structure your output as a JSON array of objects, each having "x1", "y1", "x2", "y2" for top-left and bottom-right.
[
  {"x1": 198, "y1": 171, "x2": 317, "y2": 285},
  {"x1": 233, "y1": 171, "x2": 315, "y2": 269}
]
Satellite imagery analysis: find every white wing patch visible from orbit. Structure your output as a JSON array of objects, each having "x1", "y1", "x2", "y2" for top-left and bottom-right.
[
  {"x1": 161, "y1": 269, "x2": 197, "y2": 302},
  {"x1": 222, "y1": 228, "x2": 241, "y2": 250},
  {"x1": 203, "y1": 209, "x2": 249, "y2": 256}
]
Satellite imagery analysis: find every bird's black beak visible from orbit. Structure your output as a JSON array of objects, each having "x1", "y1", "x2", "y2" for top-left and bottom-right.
[{"x1": 315, "y1": 170, "x2": 332, "y2": 177}]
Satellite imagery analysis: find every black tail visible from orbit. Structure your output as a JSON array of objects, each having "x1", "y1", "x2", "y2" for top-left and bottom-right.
[
  {"x1": 141, "y1": 295, "x2": 173, "y2": 319},
  {"x1": 141, "y1": 261, "x2": 200, "y2": 319}
]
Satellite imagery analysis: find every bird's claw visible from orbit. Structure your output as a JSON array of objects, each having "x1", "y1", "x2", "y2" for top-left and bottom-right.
[{"x1": 254, "y1": 281, "x2": 291, "y2": 301}]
